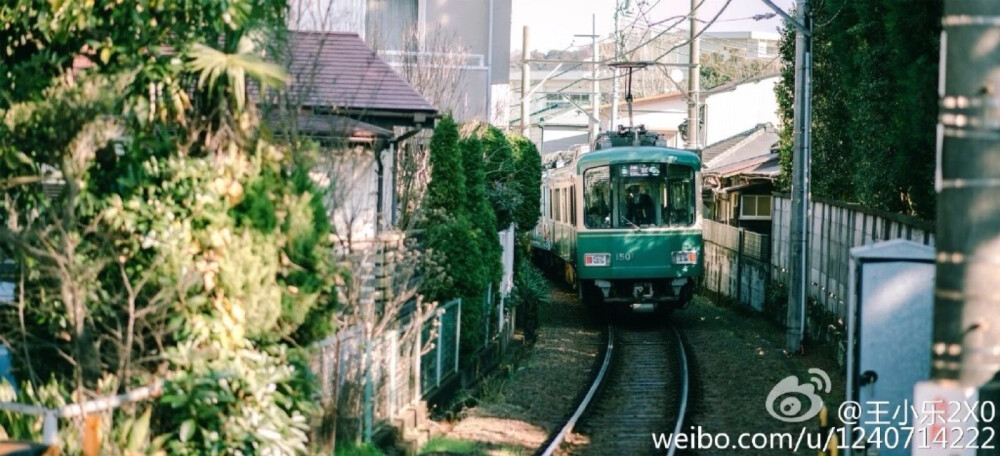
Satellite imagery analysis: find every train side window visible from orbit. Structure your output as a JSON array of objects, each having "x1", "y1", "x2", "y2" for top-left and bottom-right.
[
  {"x1": 564, "y1": 188, "x2": 570, "y2": 223},
  {"x1": 549, "y1": 189, "x2": 554, "y2": 220},
  {"x1": 583, "y1": 166, "x2": 611, "y2": 229},
  {"x1": 555, "y1": 187, "x2": 562, "y2": 222},
  {"x1": 560, "y1": 187, "x2": 567, "y2": 223},
  {"x1": 554, "y1": 188, "x2": 559, "y2": 222},
  {"x1": 570, "y1": 185, "x2": 577, "y2": 226}
]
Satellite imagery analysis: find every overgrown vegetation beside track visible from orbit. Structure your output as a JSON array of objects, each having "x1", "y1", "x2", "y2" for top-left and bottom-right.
[
  {"x1": 419, "y1": 118, "x2": 543, "y2": 360},
  {"x1": 775, "y1": 0, "x2": 942, "y2": 219}
]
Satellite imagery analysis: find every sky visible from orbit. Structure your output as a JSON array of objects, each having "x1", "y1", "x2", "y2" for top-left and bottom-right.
[{"x1": 511, "y1": 0, "x2": 796, "y2": 53}]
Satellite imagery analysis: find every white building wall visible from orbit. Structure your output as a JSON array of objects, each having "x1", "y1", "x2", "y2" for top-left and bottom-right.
[
  {"x1": 288, "y1": 0, "x2": 366, "y2": 33},
  {"x1": 703, "y1": 76, "x2": 779, "y2": 146},
  {"x1": 315, "y1": 146, "x2": 392, "y2": 241},
  {"x1": 627, "y1": 99, "x2": 688, "y2": 133},
  {"x1": 288, "y1": 0, "x2": 511, "y2": 126}
]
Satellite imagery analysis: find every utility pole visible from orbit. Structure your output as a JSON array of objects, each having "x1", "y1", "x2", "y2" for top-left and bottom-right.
[
  {"x1": 761, "y1": 0, "x2": 812, "y2": 352},
  {"x1": 590, "y1": 14, "x2": 600, "y2": 145},
  {"x1": 686, "y1": 0, "x2": 700, "y2": 149},
  {"x1": 521, "y1": 26, "x2": 530, "y2": 137},
  {"x1": 610, "y1": 2, "x2": 621, "y2": 130},
  {"x1": 932, "y1": 0, "x2": 1000, "y2": 387}
]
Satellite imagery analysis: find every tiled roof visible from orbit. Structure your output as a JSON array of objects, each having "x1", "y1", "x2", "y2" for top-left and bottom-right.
[
  {"x1": 701, "y1": 126, "x2": 758, "y2": 165},
  {"x1": 267, "y1": 111, "x2": 393, "y2": 139},
  {"x1": 541, "y1": 132, "x2": 589, "y2": 153},
  {"x1": 707, "y1": 153, "x2": 780, "y2": 178},
  {"x1": 702, "y1": 123, "x2": 779, "y2": 170},
  {"x1": 283, "y1": 31, "x2": 436, "y2": 114},
  {"x1": 704, "y1": 72, "x2": 780, "y2": 96}
]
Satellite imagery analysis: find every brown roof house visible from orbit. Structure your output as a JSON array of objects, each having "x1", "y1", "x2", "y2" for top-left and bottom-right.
[
  {"x1": 701, "y1": 123, "x2": 780, "y2": 235},
  {"x1": 265, "y1": 31, "x2": 438, "y2": 241}
]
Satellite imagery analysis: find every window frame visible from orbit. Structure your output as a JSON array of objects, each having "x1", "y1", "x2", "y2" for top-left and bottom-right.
[
  {"x1": 582, "y1": 166, "x2": 613, "y2": 229},
  {"x1": 740, "y1": 194, "x2": 773, "y2": 220}
]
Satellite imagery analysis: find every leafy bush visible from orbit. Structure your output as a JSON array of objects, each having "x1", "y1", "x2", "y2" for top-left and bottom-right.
[
  {"x1": 762, "y1": 281, "x2": 788, "y2": 327},
  {"x1": 422, "y1": 116, "x2": 491, "y2": 357},
  {"x1": 460, "y1": 130, "x2": 502, "y2": 291},
  {"x1": 478, "y1": 125, "x2": 521, "y2": 230},
  {"x1": 0, "y1": 1, "x2": 336, "y2": 453},
  {"x1": 775, "y1": 0, "x2": 940, "y2": 218},
  {"x1": 509, "y1": 259, "x2": 548, "y2": 343},
  {"x1": 509, "y1": 134, "x2": 542, "y2": 233}
]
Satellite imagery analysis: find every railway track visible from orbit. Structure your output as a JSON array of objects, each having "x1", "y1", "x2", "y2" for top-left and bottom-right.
[{"x1": 538, "y1": 321, "x2": 689, "y2": 456}]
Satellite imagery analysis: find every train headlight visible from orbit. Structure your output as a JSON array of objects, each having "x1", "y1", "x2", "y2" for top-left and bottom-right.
[
  {"x1": 672, "y1": 250, "x2": 698, "y2": 265},
  {"x1": 584, "y1": 253, "x2": 610, "y2": 267}
]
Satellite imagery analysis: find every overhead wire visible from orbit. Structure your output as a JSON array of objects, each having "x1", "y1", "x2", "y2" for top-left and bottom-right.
[
  {"x1": 814, "y1": 0, "x2": 848, "y2": 28},
  {"x1": 516, "y1": 0, "x2": 744, "y2": 120}
]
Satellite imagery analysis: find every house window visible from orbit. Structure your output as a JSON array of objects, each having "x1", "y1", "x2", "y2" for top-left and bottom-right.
[
  {"x1": 366, "y1": 0, "x2": 418, "y2": 51},
  {"x1": 740, "y1": 194, "x2": 772, "y2": 220},
  {"x1": 544, "y1": 93, "x2": 590, "y2": 109}
]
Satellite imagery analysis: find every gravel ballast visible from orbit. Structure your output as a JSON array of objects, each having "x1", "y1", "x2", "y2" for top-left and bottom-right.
[
  {"x1": 432, "y1": 283, "x2": 603, "y2": 455},
  {"x1": 431, "y1": 288, "x2": 845, "y2": 456}
]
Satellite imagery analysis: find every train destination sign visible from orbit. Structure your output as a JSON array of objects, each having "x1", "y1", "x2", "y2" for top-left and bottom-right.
[{"x1": 621, "y1": 164, "x2": 661, "y2": 177}]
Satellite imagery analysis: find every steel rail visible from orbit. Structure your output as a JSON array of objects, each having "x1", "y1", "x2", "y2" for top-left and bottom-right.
[
  {"x1": 538, "y1": 324, "x2": 616, "y2": 456},
  {"x1": 665, "y1": 326, "x2": 690, "y2": 456}
]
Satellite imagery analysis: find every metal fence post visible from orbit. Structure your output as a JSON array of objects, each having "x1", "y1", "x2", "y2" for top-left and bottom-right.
[
  {"x1": 455, "y1": 299, "x2": 461, "y2": 372},
  {"x1": 436, "y1": 308, "x2": 444, "y2": 388},
  {"x1": 388, "y1": 330, "x2": 397, "y2": 419},
  {"x1": 484, "y1": 284, "x2": 491, "y2": 347},
  {"x1": 319, "y1": 344, "x2": 328, "y2": 399},
  {"x1": 736, "y1": 228, "x2": 745, "y2": 305},
  {"x1": 41, "y1": 410, "x2": 57, "y2": 445},
  {"x1": 414, "y1": 316, "x2": 422, "y2": 402},
  {"x1": 362, "y1": 331, "x2": 373, "y2": 442}
]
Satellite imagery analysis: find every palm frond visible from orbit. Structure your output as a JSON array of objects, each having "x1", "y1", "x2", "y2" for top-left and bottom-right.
[{"x1": 187, "y1": 36, "x2": 289, "y2": 111}]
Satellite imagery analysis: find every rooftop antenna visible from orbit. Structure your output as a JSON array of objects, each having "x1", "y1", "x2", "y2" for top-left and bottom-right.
[{"x1": 609, "y1": 61, "x2": 649, "y2": 146}]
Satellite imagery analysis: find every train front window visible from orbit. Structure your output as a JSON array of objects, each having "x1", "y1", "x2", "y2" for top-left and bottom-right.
[
  {"x1": 616, "y1": 163, "x2": 695, "y2": 228},
  {"x1": 663, "y1": 165, "x2": 695, "y2": 226},
  {"x1": 584, "y1": 163, "x2": 696, "y2": 229},
  {"x1": 583, "y1": 166, "x2": 612, "y2": 228}
]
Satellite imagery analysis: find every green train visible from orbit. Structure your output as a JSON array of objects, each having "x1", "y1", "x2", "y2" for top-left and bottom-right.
[{"x1": 531, "y1": 126, "x2": 704, "y2": 313}]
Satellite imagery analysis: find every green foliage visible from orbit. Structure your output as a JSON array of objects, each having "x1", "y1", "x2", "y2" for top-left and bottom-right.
[
  {"x1": 158, "y1": 343, "x2": 313, "y2": 455},
  {"x1": 425, "y1": 115, "x2": 465, "y2": 219},
  {"x1": 762, "y1": 280, "x2": 789, "y2": 327},
  {"x1": 0, "y1": 377, "x2": 67, "y2": 442},
  {"x1": 700, "y1": 51, "x2": 779, "y2": 90},
  {"x1": 510, "y1": 259, "x2": 548, "y2": 344},
  {"x1": 0, "y1": 0, "x2": 286, "y2": 110},
  {"x1": 774, "y1": 24, "x2": 795, "y2": 192},
  {"x1": 335, "y1": 442, "x2": 386, "y2": 456},
  {"x1": 509, "y1": 134, "x2": 542, "y2": 232},
  {"x1": 479, "y1": 125, "x2": 521, "y2": 229},
  {"x1": 774, "y1": 0, "x2": 940, "y2": 218},
  {"x1": 420, "y1": 437, "x2": 481, "y2": 455},
  {"x1": 422, "y1": 116, "x2": 490, "y2": 356},
  {"x1": 0, "y1": 1, "x2": 337, "y2": 453},
  {"x1": 509, "y1": 259, "x2": 548, "y2": 311},
  {"x1": 460, "y1": 135, "x2": 502, "y2": 291}
]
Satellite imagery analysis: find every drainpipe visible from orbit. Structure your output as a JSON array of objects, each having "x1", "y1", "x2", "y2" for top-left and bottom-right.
[{"x1": 485, "y1": 0, "x2": 494, "y2": 124}]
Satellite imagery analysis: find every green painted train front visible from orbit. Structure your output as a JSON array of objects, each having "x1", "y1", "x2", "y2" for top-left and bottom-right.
[
  {"x1": 573, "y1": 147, "x2": 703, "y2": 309},
  {"x1": 531, "y1": 139, "x2": 705, "y2": 311}
]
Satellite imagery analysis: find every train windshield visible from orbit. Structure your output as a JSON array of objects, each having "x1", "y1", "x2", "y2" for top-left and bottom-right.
[{"x1": 583, "y1": 163, "x2": 695, "y2": 229}]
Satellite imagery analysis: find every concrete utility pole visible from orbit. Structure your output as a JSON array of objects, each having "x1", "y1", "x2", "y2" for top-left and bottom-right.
[
  {"x1": 590, "y1": 14, "x2": 600, "y2": 145},
  {"x1": 686, "y1": 0, "x2": 700, "y2": 149},
  {"x1": 761, "y1": 0, "x2": 812, "y2": 352},
  {"x1": 932, "y1": 0, "x2": 1000, "y2": 387},
  {"x1": 610, "y1": 2, "x2": 621, "y2": 130},
  {"x1": 521, "y1": 26, "x2": 530, "y2": 137}
]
